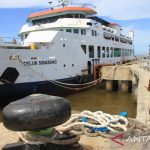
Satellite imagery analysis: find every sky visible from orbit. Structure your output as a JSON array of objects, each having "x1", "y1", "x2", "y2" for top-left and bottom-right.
[{"x1": 0, "y1": 0, "x2": 150, "y2": 55}]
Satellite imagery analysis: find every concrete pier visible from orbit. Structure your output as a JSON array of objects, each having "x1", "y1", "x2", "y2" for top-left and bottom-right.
[
  {"x1": 121, "y1": 81, "x2": 132, "y2": 93},
  {"x1": 105, "y1": 80, "x2": 113, "y2": 91},
  {"x1": 101, "y1": 64, "x2": 150, "y2": 124},
  {"x1": 101, "y1": 65, "x2": 132, "y2": 81},
  {"x1": 130, "y1": 65, "x2": 150, "y2": 124}
]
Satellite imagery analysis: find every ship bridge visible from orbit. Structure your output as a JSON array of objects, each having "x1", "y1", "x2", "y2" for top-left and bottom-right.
[{"x1": 27, "y1": 4, "x2": 97, "y2": 26}]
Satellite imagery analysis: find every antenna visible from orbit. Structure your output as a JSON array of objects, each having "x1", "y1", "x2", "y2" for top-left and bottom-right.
[
  {"x1": 58, "y1": 0, "x2": 69, "y2": 7},
  {"x1": 48, "y1": 1, "x2": 53, "y2": 9},
  {"x1": 48, "y1": 1, "x2": 52, "y2": 5}
]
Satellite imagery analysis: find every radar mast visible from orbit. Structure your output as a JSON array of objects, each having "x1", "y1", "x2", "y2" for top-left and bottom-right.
[{"x1": 58, "y1": 0, "x2": 70, "y2": 7}]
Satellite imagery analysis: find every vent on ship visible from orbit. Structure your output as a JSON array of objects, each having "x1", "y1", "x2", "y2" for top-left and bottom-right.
[{"x1": 0, "y1": 67, "x2": 19, "y2": 84}]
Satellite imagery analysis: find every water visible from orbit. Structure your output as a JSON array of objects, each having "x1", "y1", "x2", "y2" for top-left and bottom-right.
[
  {"x1": 66, "y1": 87, "x2": 137, "y2": 118},
  {"x1": 0, "y1": 87, "x2": 137, "y2": 122}
]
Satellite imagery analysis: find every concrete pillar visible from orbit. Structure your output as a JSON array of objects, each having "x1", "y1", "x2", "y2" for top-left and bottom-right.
[
  {"x1": 121, "y1": 81, "x2": 132, "y2": 93},
  {"x1": 113, "y1": 80, "x2": 119, "y2": 91},
  {"x1": 106, "y1": 80, "x2": 113, "y2": 91},
  {"x1": 105, "y1": 80, "x2": 118, "y2": 91}
]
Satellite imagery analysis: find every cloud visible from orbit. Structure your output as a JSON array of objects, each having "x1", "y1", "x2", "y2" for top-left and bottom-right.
[
  {"x1": 0, "y1": 0, "x2": 150, "y2": 20},
  {"x1": 75, "y1": 0, "x2": 150, "y2": 20},
  {"x1": 134, "y1": 29, "x2": 150, "y2": 55},
  {"x1": 95, "y1": 0, "x2": 150, "y2": 20},
  {"x1": 0, "y1": 0, "x2": 50, "y2": 8}
]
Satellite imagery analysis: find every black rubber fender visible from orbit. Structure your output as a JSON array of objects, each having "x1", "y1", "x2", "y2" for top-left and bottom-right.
[{"x1": 2, "y1": 94, "x2": 71, "y2": 131}]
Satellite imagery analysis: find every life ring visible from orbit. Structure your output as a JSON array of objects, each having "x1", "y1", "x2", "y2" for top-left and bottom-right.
[{"x1": 76, "y1": 75, "x2": 82, "y2": 83}]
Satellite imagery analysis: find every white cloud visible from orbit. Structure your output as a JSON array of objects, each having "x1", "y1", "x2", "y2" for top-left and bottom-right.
[
  {"x1": 0, "y1": 0, "x2": 150, "y2": 20},
  {"x1": 94, "y1": 0, "x2": 150, "y2": 20},
  {"x1": 134, "y1": 29, "x2": 150, "y2": 55},
  {"x1": 0, "y1": 0, "x2": 50, "y2": 8}
]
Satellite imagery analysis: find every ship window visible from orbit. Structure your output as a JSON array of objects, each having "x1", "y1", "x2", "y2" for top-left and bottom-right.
[
  {"x1": 112, "y1": 37, "x2": 115, "y2": 41},
  {"x1": 128, "y1": 40, "x2": 132, "y2": 45},
  {"x1": 89, "y1": 45, "x2": 94, "y2": 58},
  {"x1": 25, "y1": 34, "x2": 28, "y2": 39},
  {"x1": 95, "y1": 31, "x2": 97, "y2": 36},
  {"x1": 115, "y1": 36, "x2": 119, "y2": 42},
  {"x1": 59, "y1": 29, "x2": 63, "y2": 31},
  {"x1": 97, "y1": 46, "x2": 101, "y2": 58},
  {"x1": 74, "y1": 29, "x2": 79, "y2": 34},
  {"x1": 110, "y1": 47, "x2": 113, "y2": 57},
  {"x1": 66, "y1": 29, "x2": 72, "y2": 33},
  {"x1": 127, "y1": 49, "x2": 131, "y2": 56},
  {"x1": 107, "y1": 47, "x2": 109, "y2": 57},
  {"x1": 81, "y1": 45, "x2": 86, "y2": 54},
  {"x1": 123, "y1": 49, "x2": 129, "y2": 56},
  {"x1": 63, "y1": 44, "x2": 65, "y2": 47},
  {"x1": 91, "y1": 30, "x2": 95, "y2": 36},
  {"x1": 102, "y1": 47, "x2": 105, "y2": 58},
  {"x1": 87, "y1": 22, "x2": 92, "y2": 26},
  {"x1": 80, "y1": 14, "x2": 85, "y2": 18},
  {"x1": 65, "y1": 14, "x2": 73, "y2": 18},
  {"x1": 75, "y1": 14, "x2": 79, "y2": 18},
  {"x1": 114, "y1": 48, "x2": 121, "y2": 57},
  {"x1": 81, "y1": 29, "x2": 86, "y2": 35}
]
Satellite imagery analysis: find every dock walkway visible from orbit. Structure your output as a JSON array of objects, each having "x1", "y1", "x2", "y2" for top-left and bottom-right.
[{"x1": 130, "y1": 64, "x2": 150, "y2": 124}]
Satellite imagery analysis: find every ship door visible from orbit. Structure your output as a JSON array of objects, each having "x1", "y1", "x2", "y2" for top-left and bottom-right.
[{"x1": 87, "y1": 61, "x2": 92, "y2": 75}]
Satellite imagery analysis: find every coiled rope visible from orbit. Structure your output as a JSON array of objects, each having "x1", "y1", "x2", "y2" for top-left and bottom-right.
[
  {"x1": 58, "y1": 110, "x2": 128, "y2": 134},
  {"x1": 57, "y1": 110, "x2": 150, "y2": 138}
]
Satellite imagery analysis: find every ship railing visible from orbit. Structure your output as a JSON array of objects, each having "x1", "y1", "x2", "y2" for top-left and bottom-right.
[
  {"x1": 0, "y1": 37, "x2": 25, "y2": 49},
  {"x1": 1, "y1": 37, "x2": 21, "y2": 45},
  {"x1": 28, "y1": 3, "x2": 96, "y2": 16}
]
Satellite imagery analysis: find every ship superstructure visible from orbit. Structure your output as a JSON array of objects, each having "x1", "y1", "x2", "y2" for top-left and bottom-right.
[{"x1": 0, "y1": 1, "x2": 134, "y2": 101}]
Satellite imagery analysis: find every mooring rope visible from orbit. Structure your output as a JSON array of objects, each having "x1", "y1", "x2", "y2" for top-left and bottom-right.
[
  {"x1": 18, "y1": 129, "x2": 80, "y2": 145},
  {"x1": 18, "y1": 58, "x2": 118, "y2": 91}
]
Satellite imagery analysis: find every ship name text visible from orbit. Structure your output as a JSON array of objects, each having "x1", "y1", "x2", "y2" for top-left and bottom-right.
[{"x1": 23, "y1": 60, "x2": 57, "y2": 66}]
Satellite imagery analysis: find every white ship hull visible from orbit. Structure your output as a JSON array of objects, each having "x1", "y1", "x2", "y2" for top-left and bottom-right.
[{"x1": 0, "y1": 3, "x2": 135, "y2": 103}]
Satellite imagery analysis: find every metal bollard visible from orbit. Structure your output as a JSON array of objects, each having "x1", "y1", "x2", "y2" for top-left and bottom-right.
[{"x1": 2, "y1": 94, "x2": 81, "y2": 150}]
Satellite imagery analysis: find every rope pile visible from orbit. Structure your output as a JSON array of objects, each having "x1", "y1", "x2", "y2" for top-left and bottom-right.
[
  {"x1": 18, "y1": 110, "x2": 150, "y2": 145},
  {"x1": 58, "y1": 110, "x2": 128, "y2": 137},
  {"x1": 57, "y1": 110, "x2": 150, "y2": 138}
]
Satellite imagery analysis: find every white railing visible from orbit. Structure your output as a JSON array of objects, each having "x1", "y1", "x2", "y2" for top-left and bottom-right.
[
  {"x1": 0, "y1": 37, "x2": 21, "y2": 46},
  {"x1": 28, "y1": 3, "x2": 96, "y2": 17}
]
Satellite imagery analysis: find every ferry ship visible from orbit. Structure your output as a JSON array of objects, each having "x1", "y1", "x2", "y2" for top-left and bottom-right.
[{"x1": 0, "y1": 0, "x2": 134, "y2": 102}]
